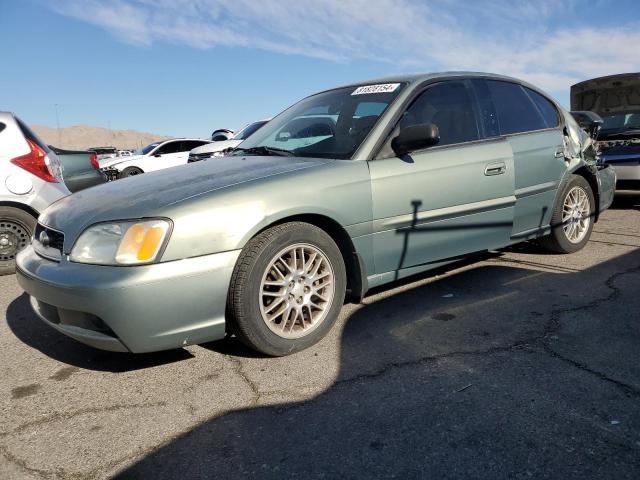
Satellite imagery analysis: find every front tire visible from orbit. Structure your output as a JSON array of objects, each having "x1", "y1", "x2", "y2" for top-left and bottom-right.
[
  {"x1": 0, "y1": 207, "x2": 37, "y2": 276},
  {"x1": 539, "y1": 174, "x2": 595, "y2": 253},
  {"x1": 119, "y1": 166, "x2": 143, "y2": 178},
  {"x1": 227, "y1": 222, "x2": 347, "y2": 356}
]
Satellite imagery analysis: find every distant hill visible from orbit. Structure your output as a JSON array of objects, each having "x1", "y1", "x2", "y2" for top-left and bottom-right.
[{"x1": 32, "y1": 124, "x2": 172, "y2": 151}]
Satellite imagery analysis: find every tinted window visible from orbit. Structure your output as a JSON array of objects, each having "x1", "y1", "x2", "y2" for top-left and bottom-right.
[
  {"x1": 155, "y1": 141, "x2": 181, "y2": 155},
  {"x1": 400, "y1": 81, "x2": 479, "y2": 146},
  {"x1": 525, "y1": 87, "x2": 559, "y2": 128},
  {"x1": 0, "y1": 122, "x2": 5, "y2": 134},
  {"x1": 177, "y1": 141, "x2": 198, "y2": 152},
  {"x1": 479, "y1": 80, "x2": 547, "y2": 135},
  {"x1": 16, "y1": 117, "x2": 51, "y2": 152}
]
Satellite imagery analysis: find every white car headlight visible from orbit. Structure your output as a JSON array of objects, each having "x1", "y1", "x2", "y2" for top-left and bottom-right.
[{"x1": 70, "y1": 219, "x2": 171, "y2": 265}]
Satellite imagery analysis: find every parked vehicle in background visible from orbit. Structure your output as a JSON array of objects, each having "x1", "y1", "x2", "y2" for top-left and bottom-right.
[
  {"x1": 88, "y1": 147, "x2": 118, "y2": 161},
  {"x1": 99, "y1": 138, "x2": 211, "y2": 179},
  {"x1": 49, "y1": 146, "x2": 107, "y2": 193},
  {"x1": 188, "y1": 120, "x2": 270, "y2": 163},
  {"x1": 571, "y1": 73, "x2": 640, "y2": 189},
  {"x1": 0, "y1": 112, "x2": 69, "y2": 275},
  {"x1": 210, "y1": 129, "x2": 234, "y2": 141},
  {"x1": 16, "y1": 73, "x2": 616, "y2": 356}
]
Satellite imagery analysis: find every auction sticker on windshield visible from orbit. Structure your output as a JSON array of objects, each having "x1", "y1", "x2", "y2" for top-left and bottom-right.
[{"x1": 352, "y1": 83, "x2": 400, "y2": 95}]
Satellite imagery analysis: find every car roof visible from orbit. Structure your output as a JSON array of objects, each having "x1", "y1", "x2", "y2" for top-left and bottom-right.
[
  {"x1": 316, "y1": 71, "x2": 543, "y2": 94},
  {"x1": 160, "y1": 138, "x2": 208, "y2": 143}
]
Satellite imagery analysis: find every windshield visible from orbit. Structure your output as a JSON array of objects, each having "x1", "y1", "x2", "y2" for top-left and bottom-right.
[
  {"x1": 234, "y1": 84, "x2": 404, "y2": 159},
  {"x1": 235, "y1": 121, "x2": 268, "y2": 140},
  {"x1": 136, "y1": 142, "x2": 160, "y2": 155},
  {"x1": 601, "y1": 112, "x2": 640, "y2": 132}
]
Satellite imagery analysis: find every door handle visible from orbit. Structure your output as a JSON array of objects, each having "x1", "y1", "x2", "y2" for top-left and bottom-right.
[{"x1": 484, "y1": 162, "x2": 506, "y2": 176}]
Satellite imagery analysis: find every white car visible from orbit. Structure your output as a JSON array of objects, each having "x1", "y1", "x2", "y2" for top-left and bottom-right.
[
  {"x1": 188, "y1": 120, "x2": 269, "y2": 162},
  {"x1": 0, "y1": 112, "x2": 69, "y2": 275},
  {"x1": 100, "y1": 138, "x2": 211, "y2": 179}
]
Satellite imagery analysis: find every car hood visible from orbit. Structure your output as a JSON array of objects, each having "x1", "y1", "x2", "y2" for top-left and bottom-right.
[
  {"x1": 191, "y1": 139, "x2": 241, "y2": 155},
  {"x1": 571, "y1": 73, "x2": 640, "y2": 115},
  {"x1": 40, "y1": 155, "x2": 333, "y2": 245},
  {"x1": 98, "y1": 154, "x2": 144, "y2": 169}
]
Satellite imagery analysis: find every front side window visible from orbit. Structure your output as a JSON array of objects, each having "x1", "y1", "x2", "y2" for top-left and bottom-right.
[
  {"x1": 154, "y1": 141, "x2": 180, "y2": 155},
  {"x1": 475, "y1": 80, "x2": 547, "y2": 135},
  {"x1": 234, "y1": 84, "x2": 404, "y2": 159},
  {"x1": 399, "y1": 81, "x2": 479, "y2": 147}
]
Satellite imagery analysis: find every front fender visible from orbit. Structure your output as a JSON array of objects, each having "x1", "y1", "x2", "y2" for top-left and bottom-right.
[{"x1": 160, "y1": 160, "x2": 373, "y2": 261}]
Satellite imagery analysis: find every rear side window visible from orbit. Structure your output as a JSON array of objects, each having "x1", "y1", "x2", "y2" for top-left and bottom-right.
[
  {"x1": 473, "y1": 80, "x2": 547, "y2": 135},
  {"x1": 400, "y1": 81, "x2": 480, "y2": 147},
  {"x1": 524, "y1": 87, "x2": 559, "y2": 128},
  {"x1": 16, "y1": 117, "x2": 51, "y2": 152},
  {"x1": 0, "y1": 122, "x2": 5, "y2": 134}
]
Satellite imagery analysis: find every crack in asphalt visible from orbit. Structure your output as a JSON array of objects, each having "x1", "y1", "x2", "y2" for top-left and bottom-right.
[
  {"x1": 0, "y1": 402, "x2": 168, "y2": 480},
  {"x1": 2, "y1": 258, "x2": 639, "y2": 479},
  {"x1": 265, "y1": 261, "x2": 640, "y2": 415}
]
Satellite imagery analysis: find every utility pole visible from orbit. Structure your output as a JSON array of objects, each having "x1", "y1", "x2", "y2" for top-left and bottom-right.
[{"x1": 54, "y1": 104, "x2": 61, "y2": 147}]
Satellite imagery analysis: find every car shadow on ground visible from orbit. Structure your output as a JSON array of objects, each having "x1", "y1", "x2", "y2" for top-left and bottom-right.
[
  {"x1": 6, "y1": 293, "x2": 195, "y2": 372},
  {"x1": 113, "y1": 248, "x2": 640, "y2": 479}
]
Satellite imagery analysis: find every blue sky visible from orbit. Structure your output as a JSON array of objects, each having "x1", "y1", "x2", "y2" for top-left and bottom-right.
[{"x1": 1, "y1": 0, "x2": 639, "y2": 138}]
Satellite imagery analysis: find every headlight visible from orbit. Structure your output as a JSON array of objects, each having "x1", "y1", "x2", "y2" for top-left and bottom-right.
[{"x1": 70, "y1": 219, "x2": 171, "y2": 265}]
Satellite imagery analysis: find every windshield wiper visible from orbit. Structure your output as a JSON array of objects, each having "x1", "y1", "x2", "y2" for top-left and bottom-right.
[{"x1": 233, "y1": 146, "x2": 295, "y2": 157}]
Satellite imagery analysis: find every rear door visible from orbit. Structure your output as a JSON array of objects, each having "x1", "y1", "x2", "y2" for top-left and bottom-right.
[
  {"x1": 368, "y1": 80, "x2": 516, "y2": 277},
  {"x1": 471, "y1": 79, "x2": 566, "y2": 238}
]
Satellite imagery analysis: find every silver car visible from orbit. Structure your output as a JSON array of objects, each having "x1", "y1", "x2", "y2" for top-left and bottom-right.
[
  {"x1": 0, "y1": 112, "x2": 69, "y2": 275},
  {"x1": 16, "y1": 73, "x2": 616, "y2": 356}
]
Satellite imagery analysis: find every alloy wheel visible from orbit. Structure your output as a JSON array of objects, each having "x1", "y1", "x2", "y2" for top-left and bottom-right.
[
  {"x1": 259, "y1": 243, "x2": 335, "y2": 339},
  {"x1": 562, "y1": 186, "x2": 591, "y2": 244}
]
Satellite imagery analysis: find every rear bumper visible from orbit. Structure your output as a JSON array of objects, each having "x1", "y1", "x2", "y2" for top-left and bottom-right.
[
  {"x1": 16, "y1": 246, "x2": 240, "y2": 353},
  {"x1": 597, "y1": 165, "x2": 616, "y2": 212},
  {"x1": 608, "y1": 164, "x2": 640, "y2": 182}
]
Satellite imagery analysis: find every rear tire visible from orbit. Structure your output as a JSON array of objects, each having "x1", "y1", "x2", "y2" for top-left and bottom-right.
[
  {"x1": 0, "y1": 207, "x2": 37, "y2": 276},
  {"x1": 539, "y1": 174, "x2": 595, "y2": 253},
  {"x1": 119, "y1": 167, "x2": 143, "y2": 178},
  {"x1": 227, "y1": 222, "x2": 346, "y2": 356}
]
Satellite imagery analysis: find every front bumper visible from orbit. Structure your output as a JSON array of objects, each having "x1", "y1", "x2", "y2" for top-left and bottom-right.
[{"x1": 16, "y1": 246, "x2": 240, "y2": 353}]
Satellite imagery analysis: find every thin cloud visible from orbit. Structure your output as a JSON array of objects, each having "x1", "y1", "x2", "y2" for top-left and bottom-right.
[{"x1": 49, "y1": 0, "x2": 640, "y2": 93}]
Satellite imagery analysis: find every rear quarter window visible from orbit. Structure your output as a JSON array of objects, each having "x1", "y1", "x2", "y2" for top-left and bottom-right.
[
  {"x1": 477, "y1": 80, "x2": 548, "y2": 135},
  {"x1": 524, "y1": 87, "x2": 560, "y2": 128},
  {"x1": 0, "y1": 122, "x2": 5, "y2": 134},
  {"x1": 16, "y1": 117, "x2": 51, "y2": 152}
]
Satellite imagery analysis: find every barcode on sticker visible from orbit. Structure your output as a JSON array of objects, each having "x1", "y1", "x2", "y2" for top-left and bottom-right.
[{"x1": 351, "y1": 83, "x2": 400, "y2": 95}]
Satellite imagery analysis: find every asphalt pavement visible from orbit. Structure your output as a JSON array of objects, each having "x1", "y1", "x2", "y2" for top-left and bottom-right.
[{"x1": 1, "y1": 192, "x2": 639, "y2": 479}]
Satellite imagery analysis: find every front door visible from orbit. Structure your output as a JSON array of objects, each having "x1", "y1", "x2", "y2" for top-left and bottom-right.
[{"x1": 368, "y1": 80, "x2": 516, "y2": 278}]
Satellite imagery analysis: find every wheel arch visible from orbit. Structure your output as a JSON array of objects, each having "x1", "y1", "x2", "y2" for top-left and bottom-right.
[
  {"x1": 0, "y1": 201, "x2": 39, "y2": 220},
  {"x1": 571, "y1": 166, "x2": 600, "y2": 221},
  {"x1": 252, "y1": 213, "x2": 367, "y2": 303}
]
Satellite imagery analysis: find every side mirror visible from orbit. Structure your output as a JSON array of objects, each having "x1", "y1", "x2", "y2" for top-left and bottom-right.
[
  {"x1": 570, "y1": 111, "x2": 603, "y2": 140},
  {"x1": 392, "y1": 123, "x2": 440, "y2": 156},
  {"x1": 153, "y1": 152, "x2": 162, "y2": 157}
]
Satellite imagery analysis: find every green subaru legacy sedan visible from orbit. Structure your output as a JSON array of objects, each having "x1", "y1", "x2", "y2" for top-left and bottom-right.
[{"x1": 16, "y1": 72, "x2": 616, "y2": 356}]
